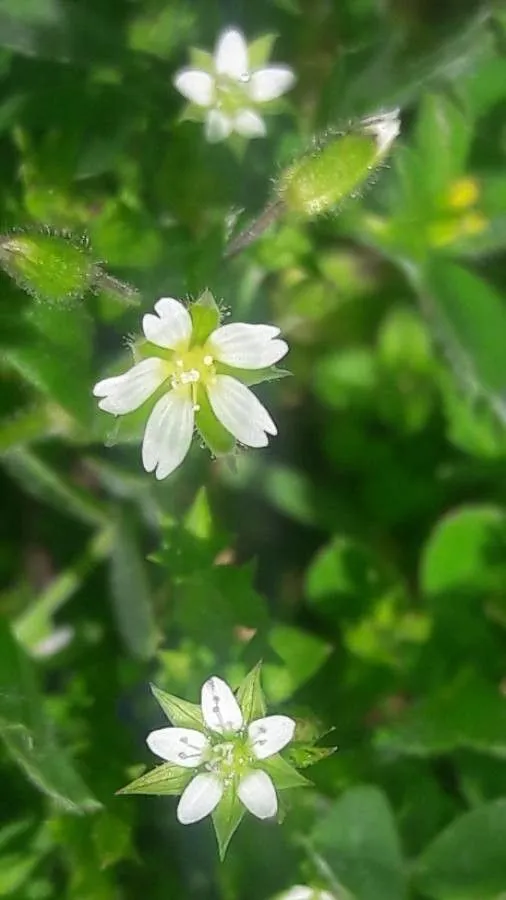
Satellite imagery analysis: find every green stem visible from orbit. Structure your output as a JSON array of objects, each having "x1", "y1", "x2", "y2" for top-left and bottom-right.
[{"x1": 224, "y1": 199, "x2": 286, "y2": 259}]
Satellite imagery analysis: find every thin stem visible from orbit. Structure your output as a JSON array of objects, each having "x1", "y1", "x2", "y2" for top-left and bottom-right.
[{"x1": 224, "y1": 199, "x2": 286, "y2": 259}]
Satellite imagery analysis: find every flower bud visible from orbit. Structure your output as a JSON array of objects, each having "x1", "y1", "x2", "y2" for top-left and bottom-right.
[
  {"x1": 0, "y1": 230, "x2": 96, "y2": 303},
  {"x1": 278, "y1": 109, "x2": 400, "y2": 218}
]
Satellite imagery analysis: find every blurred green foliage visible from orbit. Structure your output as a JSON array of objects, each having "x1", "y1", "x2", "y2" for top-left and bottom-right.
[{"x1": 1, "y1": 0, "x2": 506, "y2": 898}]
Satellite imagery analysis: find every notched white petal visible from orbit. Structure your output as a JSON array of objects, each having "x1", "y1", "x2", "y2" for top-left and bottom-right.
[
  {"x1": 205, "y1": 109, "x2": 232, "y2": 143},
  {"x1": 248, "y1": 715, "x2": 295, "y2": 760},
  {"x1": 237, "y1": 769, "x2": 277, "y2": 819},
  {"x1": 363, "y1": 108, "x2": 401, "y2": 154},
  {"x1": 177, "y1": 773, "x2": 223, "y2": 824},
  {"x1": 247, "y1": 66, "x2": 295, "y2": 102},
  {"x1": 146, "y1": 727, "x2": 208, "y2": 767},
  {"x1": 209, "y1": 322, "x2": 288, "y2": 368},
  {"x1": 215, "y1": 27, "x2": 248, "y2": 79},
  {"x1": 207, "y1": 375, "x2": 277, "y2": 448},
  {"x1": 143, "y1": 297, "x2": 192, "y2": 350},
  {"x1": 93, "y1": 358, "x2": 165, "y2": 415},
  {"x1": 201, "y1": 675, "x2": 243, "y2": 734},
  {"x1": 174, "y1": 69, "x2": 214, "y2": 106},
  {"x1": 233, "y1": 109, "x2": 266, "y2": 138},
  {"x1": 142, "y1": 389, "x2": 194, "y2": 480}
]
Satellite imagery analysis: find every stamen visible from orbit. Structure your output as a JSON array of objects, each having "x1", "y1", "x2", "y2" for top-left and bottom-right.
[{"x1": 203, "y1": 355, "x2": 213, "y2": 366}]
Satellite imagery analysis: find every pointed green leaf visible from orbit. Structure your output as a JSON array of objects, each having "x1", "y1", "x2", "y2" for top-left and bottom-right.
[
  {"x1": 288, "y1": 744, "x2": 337, "y2": 769},
  {"x1": 216, "y1": 364, "x2": 291, "y2": 387},
  {"x1": 117, "y1": 762, "x2": 191, "y2": 796},
  {"x1": 414, "y1": 799, "x2": 506, "y2": 900},
  {"x1": 150, "y1": 684, "x2": 204, "y2": 730},
  {"x1": 211, "y1": 781, "x2": 246, "y2": 861},
  {"x1": 188, "y1": 47, "x2": 214, "y2": 72},
  {"x1": 190, "y1": 289, "x2": 221, "y2": 345},
  {"x1": 247, "y1": 33, "x2": 277, "y2": 68},
  {"x1": 261, "y1": 754, "x2": 311, "y2": 790},
  {"x1": 109, "y1": 511, "x2": 158, "y2": 661},
  {"x1": 236, "y1": 663, "x2": 266, "y2": 724}
]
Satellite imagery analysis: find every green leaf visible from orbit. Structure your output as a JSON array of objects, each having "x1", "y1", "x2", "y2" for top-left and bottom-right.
[
  {"x1": 247, "y1": 33, "x2": 277, "y2": 68},
  {"x1": 190, "y1": 289, "x2": 221, "y2": 345},
  {"x1": 150, "y1": 684, "x2": 204, "y2": 730},
  {"x1": 261, "y1": 754, "x2": 311, "y2": 790},
  {"x1": 414, "y1": 93, "x2": 471, "y2": 198},
  {"x1": 109, "y1": 510, "x2": 159, "y2": 661},
  {"x1": 116, "y1": 762, "x2": 191, "y2": 796},
  {"x1": 310, "y1": 786, "x2": 406, "y2": 900},
  {"x1": 288, "y1": 744, "x2": 337, "y2": 769},
  {"x1": 375, "y1": 671, "x2": 506, "y2": 759},
  {"x1": 236, "y1": 663, "x2": 266, "y2": 724},
  {"x1": 216, "y1": 364, "x2": 291, "y2": 387},
  {"x1": 414, "y1": 799, "x2": 506, "y2": 900},
  {"x1": 195, "y1": 385, "x2": 236, "y2": 456},
  {"x1": 0, "y1": 619, "x2": 100, "y2": 813},
  {"x1": 92, "y1": 812, "x2": 133, "y2": 869},
  {"x1": 421, "y1": 261, "x2": 506, "y2": 420},
  {"x1": 188, "y1": 46, "x2": 214, "y2": 71},
  {"x1": 211, "y1": 781, "x2": 246, "y2": 861},
  {"x1": 420, "y1": 504, "x2": 506, "y2": 599},
  {"x1": 263, "y1": 624, "x2": 331, "y2": 702}
]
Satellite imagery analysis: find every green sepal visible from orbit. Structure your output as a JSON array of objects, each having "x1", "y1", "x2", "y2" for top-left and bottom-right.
[
  {"x1": 288, "y1": 744, "x2": 337, "y2": 769},
  {"x1": 117, "y1": 762, "x2": 191, "y2": 796},
  {"x1": 216, "y1": 364, "x2": 291, "y2": 387},
  {"x1": 190, "y1": 289, "x2": 221, "y2": 346},
  {"x1": 0, "y1": 230, "x2": 97, "y2": 303},
  {"x1": 195, "y1": 385, "x2": 236, "y2": 457},
  {"x1": 248, "y1": 33, "x2": 277, "y2": 68},
  {"x1": 236, "y1": 662, "x2": 267, "y2": 724},
  {"x1": 261, "y1": 753, "x2": 312, "y2": 789},
  {"x1": 150, "y1": 684, "x2": 204, "y2": 729},
  {"x1": 188, "y1": 47, "x2": 214, "y2": 72},
  {"x1": 211, "y1": 780, "x2": 246, "y2": 861}
]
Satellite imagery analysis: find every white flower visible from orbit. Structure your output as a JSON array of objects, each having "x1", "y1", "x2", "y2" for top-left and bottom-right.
[
  {"x1": 174, "y1": 27, "x2": 296, "y2": 142},
  {"x1": 277, "y1": 888, "x2": 336, "y2": 900},
  {"x1": 146, "y1": 675, "x2": 295, "y2": 824},
  {"x1": 93, "y1": 296, "x2": 288, "y2": 480}
]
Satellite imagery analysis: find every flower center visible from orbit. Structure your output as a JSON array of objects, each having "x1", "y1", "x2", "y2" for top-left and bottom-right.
[
  {"x1": 168, "y1": 346, "x2": 216, "y2": 410},
  {"x1": 204, "y1": 738, "x2": 252, "y2": 786},
  {"x1": 214, "y1": 74, "x2": 250, "y2": 114}
]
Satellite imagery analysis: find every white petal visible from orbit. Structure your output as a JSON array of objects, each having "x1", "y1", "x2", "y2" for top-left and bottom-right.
[
  {"x1": 173, "y1": 69, "x2": 214, "y2": 106},
  {"x1": 177, "y1": 773, "x2": 223, "y2": 824},
  {"x1": 142, "y1": 389, "x2": 194, "y2": 480},
  {"x1": 237, "y1": 769, "x2": 277, "y2": 819},
  {"x1": 278, "y1": 889, "x2": 313, "y2": 900},
  {"x1": 209, "y1": 322, "x2": 288, "y2": 368},
  {"x1": 233, "y1": 109, "x2": 266, "y2": 138},
  {"x1": 363, "y1": 108, "x2": 401, "y2": 154},
  {"x1": 201, "y1": 675, "x2": 243, "y2": 734},
  {"x1": 247, "y1": 66, "x2": 295, "y2": 102},
  {"x1": 205, "y1": 109, "x2": 232, "y2": 143},
  {"x1": 146, "y1": 727, "x2": 208, "y2": 768},
  {"x1": 142, "y1": 297, "x2": 192, "y2": 350},
  {"x1": 207, "y1": 375, "x2": 277, "y2": 448},
  {"x1": 215, "y1": 28, "x2": 248, "y2": 79},
  {"x1": 248, "y1": 715, "x2": 296, "y2": 760},
  {"x1": 93, "y1": 358, "x2": 166, "y2": 415}
]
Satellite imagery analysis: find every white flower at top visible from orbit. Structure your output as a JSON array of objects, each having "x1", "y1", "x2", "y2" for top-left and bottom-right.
[
  {"x1": 93, "y1": 294, "x2": 288, "y2": 480},
  {"x1": 174, "y1": 27, "x2": 296, "y2": 142},
  {"x1": 147, "y1": 675, "x2": 296, "y2": 824}
]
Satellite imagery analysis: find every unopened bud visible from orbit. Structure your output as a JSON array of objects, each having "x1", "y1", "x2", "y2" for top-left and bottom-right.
[
  {"x1": 0, "y1": 230, "x2": 96, "y2": 303},
  {"x1": 278, "y1": 109, "x2": 400, "y2": 218}
]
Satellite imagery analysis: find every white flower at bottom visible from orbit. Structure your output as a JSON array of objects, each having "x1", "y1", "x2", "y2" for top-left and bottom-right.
[
  {"x1": 146, "y1": 675, "x2": 296, "y2": 825},
  {"x1": 174, "y1": 27, "x2": 296, "y2": 142},
  {"x1": 277, "y1": 888, "x2": 337, "y2": 900},
  {"x1": 93, "y1": 296, "x2": 288, "y2": 479}
]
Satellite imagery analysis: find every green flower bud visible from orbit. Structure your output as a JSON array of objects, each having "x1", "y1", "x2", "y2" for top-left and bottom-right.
[
  {"x1": 278, "y1": 109, "x2": 400, "y2": 218},
  {"x1": 0, "y1": 230, "x2": 96, "y2": 303}
]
